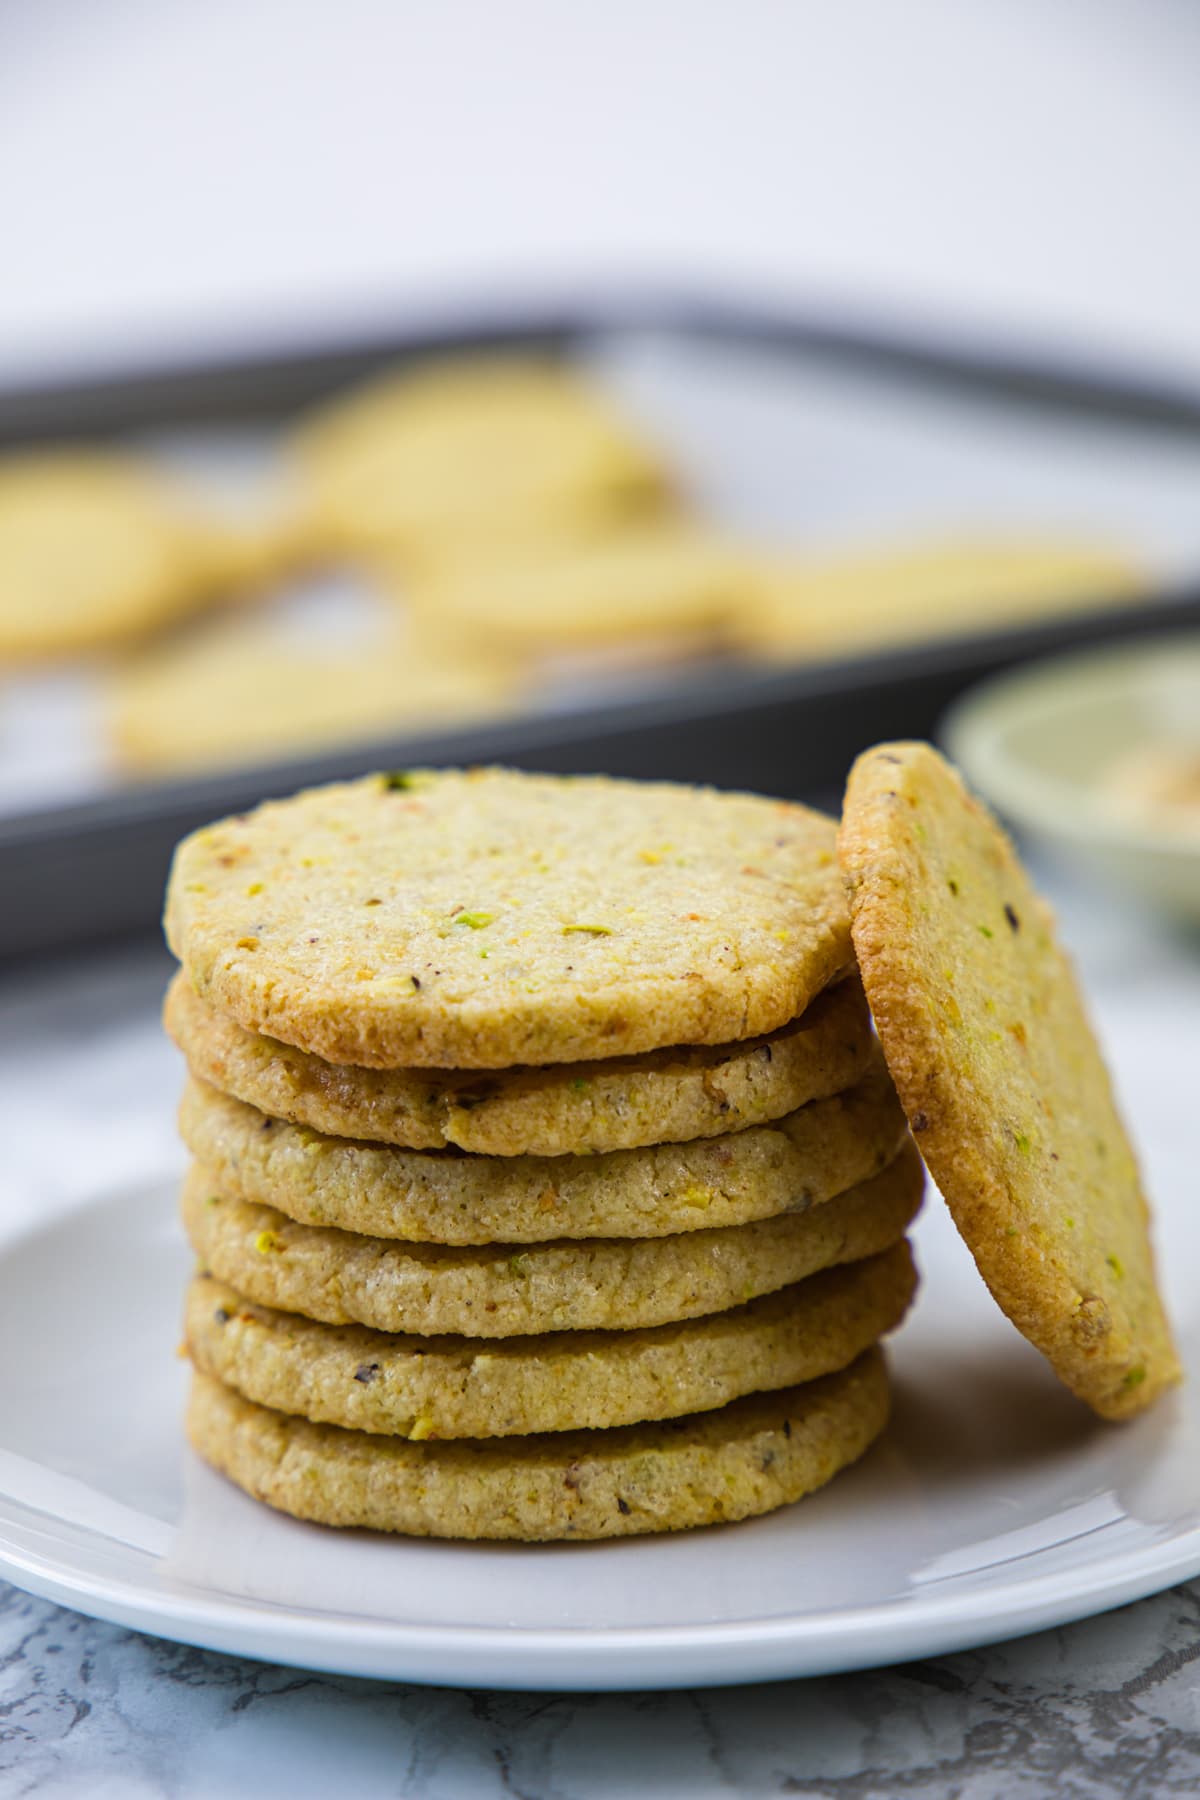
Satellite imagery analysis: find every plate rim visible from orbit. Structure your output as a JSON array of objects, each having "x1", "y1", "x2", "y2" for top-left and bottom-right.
[
  {"x1": 3, "y1": 1508, "x2": 1200, "y2": 1689},
  {"x1": 1, "y1": 1179, "x2": 1196, "y2": 1690}
]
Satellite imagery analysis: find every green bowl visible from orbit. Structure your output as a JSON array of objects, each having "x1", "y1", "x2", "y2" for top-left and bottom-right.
[{"x1": 942, "y1": 632, "x2": 1200, "y2": 924}]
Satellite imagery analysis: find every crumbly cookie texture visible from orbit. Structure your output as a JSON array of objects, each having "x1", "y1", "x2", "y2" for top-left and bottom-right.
[
  {"x1": 839, "y1": 740, "x2": 1180, "y2": 1420},
  {"x1": 178, "y1": 1061, "x2": 908, "y2": 1244},
  {"x1": 165, "y1": 971, "x2": 872, "y2": 1155},
  {"x1": 181, "y1": 1141, "x2": 923, "y2": 1337},
  {"x1": 185, "y1": 1240, "x2": 916, "y2": 1439},
  {"x1": 163, "y1": 769, "x2": 854, "y2": 1069},
  {"x1": 187, "y1": 1349, "x2": 891, "y2": 1539}
]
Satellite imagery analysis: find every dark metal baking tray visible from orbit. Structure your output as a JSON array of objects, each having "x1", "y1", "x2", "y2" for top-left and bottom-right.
[{"x1": 3, "y1": 295, "x2": 1200, "y2": 962}]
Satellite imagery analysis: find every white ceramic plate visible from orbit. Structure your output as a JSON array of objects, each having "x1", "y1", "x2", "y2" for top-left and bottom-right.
[{"x1": 0, "y1": 1172, "x2": 1196, "y2": 1692}]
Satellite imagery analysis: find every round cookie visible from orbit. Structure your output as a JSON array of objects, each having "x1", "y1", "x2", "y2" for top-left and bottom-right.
[
  {"x1": 187, "y1": 1348, "x2": 891, "y2": 1539},
  {"x1": 166, "y1": 972, "x2": 874, "y2": 1155},
  {"x1": 178, "y1": 1062, "x2": 908, "y2": 1244},
  {"x1": 111, "y1": 616, "x2": 515, "y2": 777},
  {"x1": 163, "y1": 769, "x2": 854, "y2": 1070},
  {"x1": 181, "y1": 1142, "x2": 924, "y2": 1336},
  {"x1": 738, "y1": 538, "x2": 1139, "y2": 664},
  {"x1": 0, "y1": 451, "x2": 220, "y2": 660},
  {"x1": 185, "y1": 1242, "x2": 916, "y2": 1439},
  {"x1": 404, "y1": 521, "x2": 753, "y2": 653},
  {"x1": 840, "y1": 740, "x2": 1180, "y2": 1420},
  {"x1": 291, "y1": 356, "x2": 669, "y2": 556}
]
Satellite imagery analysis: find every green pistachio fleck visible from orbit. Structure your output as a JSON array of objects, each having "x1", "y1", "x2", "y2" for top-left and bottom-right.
[
  {"x1": 1004, "y1": 1225, "x2": 1019, "y2": 1238},
  {"x1": 562, "y1": 924, "x2": 613, "y2": 936},
  {"x1": 571, "y1": 1078, "x2": 589, "y2": 1092},
  {"x1": 978, "y1": 924, "x2": 994, "y2": 939},
  {"x1": 1123, "y1": 1365, "x2": 1147, "y2": 1388},
  {"x1": 454, "y1": 910, "x2": 494, "y2": 929},
  {"x1": 1013, "y1": 1131, "x2": 1032, "y2": 1155},
  {"x1": 1107, "y1": 1254, "x2": 1125, "y2": 1279},
  {"x1": 381, "y1": 771, "x2": 417, "y2": 790},
  {"x1": 507, "y1": 1253, "x2": 531, "y2": 1277},
  {"x1": 1065, "y1": 1215, "x2": 1075, "y2": 1229}
]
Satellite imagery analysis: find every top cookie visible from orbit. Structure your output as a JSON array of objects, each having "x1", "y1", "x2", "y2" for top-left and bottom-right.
[
  {"x1": 165, "y1": 769, "x2": 853, "y2": 1069},
  {"x1": 839, "y1": 741, "x2": 1179, "y2": 1420}
]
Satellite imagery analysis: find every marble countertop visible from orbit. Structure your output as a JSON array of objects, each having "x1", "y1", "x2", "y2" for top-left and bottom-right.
[
  {"x1": 2, "y1": 873, "x2": 1199, "y2": 1799},
  {"x1": 5, "y1": 1577, "x2": 1200, "y2": 1799}
]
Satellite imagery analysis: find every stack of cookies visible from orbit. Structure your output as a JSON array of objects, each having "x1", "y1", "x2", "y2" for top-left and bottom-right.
[{"x1": 164, "y1": 768, "x2": 925, "y2": 1540}]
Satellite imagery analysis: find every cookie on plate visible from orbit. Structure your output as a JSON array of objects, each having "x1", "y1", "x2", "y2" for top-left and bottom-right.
[
  {"x1": 164, "y1": 769, "x2": 856, "y2": 1069},
  {"x1": 839, "y1": 740, "x2": 1179, "y2": 1419},
  {"x1": 165, "y1": 970, "x2": 873, "y2": 1154},
  {"x1": 177, "y1": 1062, "x2": 909, "y2": 1243},
  {"x1": 181, "y1": 1143, "x2": 923, "y2": 1336},
  {"x1": 187, "y1": 1348, "x2": 890, "y2": 1539},
  {"x1": 185, "y1": 1240, "x2": 916, "y2": 1439}
]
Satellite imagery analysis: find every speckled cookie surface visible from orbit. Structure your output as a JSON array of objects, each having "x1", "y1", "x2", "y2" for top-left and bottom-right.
[
  {"x1": 178, "y1": 1062, "x2": 907, "y2": 1244},
  {"x1": 181, "y1": 1141, "x2": 923, "y2": 1336},
  {"x1": 163, "y1": 769, "x2": 854, "y2": 1069},
  {"x1": 187, "y1": 1349, "x2": 890, "y2": 1539},
  {"x1": 166, "y1": 972, "x2": 873, "y2": 1156},
  {"x1": 185, "y1": 1241, "x2": 916, "y2": 1439},
  {"x1": 839, "y1": 740, "x2": 1179, "y2": 1420}
]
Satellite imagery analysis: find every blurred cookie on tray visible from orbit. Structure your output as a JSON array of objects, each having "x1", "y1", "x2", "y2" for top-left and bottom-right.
[
  {"x1": 0, "y1": 450, "x2": 249, "y2": 663},
  {"x1": 107, "y1": 578, "x2": 517, "y2": 776},
  {"x1": 389, "y1": 518, "x2": 757, "y2": 678},
  {"x1": 289, "y1": 355, "x2": 675, "y2": 558},
  {"x1": 736, "y1": 536, "x2": 1142, "y2": 663}
]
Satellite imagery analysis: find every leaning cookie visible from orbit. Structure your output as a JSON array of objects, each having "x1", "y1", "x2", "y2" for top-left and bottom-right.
[
  {"x1": 840, "y1": 740, "x2": 1179, "y2": 1419},
  {"x1": 187, "y1": 1349, "x2": 891, "y2": 1539}
]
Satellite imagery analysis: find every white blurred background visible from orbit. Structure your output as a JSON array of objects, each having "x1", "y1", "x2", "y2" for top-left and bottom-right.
[{"x1": 2, "y1": 0, "x2": 1199, "y2": 386}]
